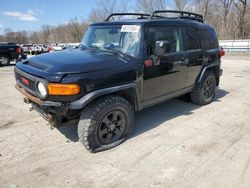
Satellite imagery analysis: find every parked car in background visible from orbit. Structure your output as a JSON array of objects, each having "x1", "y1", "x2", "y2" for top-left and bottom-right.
[
  {"x1": 20, "y1": 44, "x2": 32, "y2": 54},
  {"x1": 21, "y1": 44, "x2": 49, "y2": 54},
  {"x1": 22, "y1": 44, "x2": 38, "y2": 55},
  {"x1": 63, "y1": 43, "x2": 80, "y2": 50},
  {"x1": 0, "y1": 42, "x2": 26, "y2": 66},
  {"x1": 51, "y1": 43, "x2": 64, "y2": 51},
  {"x1": 38, "y1": 44, "x2": 49, "y2": 53}
]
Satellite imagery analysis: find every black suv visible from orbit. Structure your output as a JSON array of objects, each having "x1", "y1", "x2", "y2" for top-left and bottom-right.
[
  {"x1": 0, "y1": 43, "x2": 25, "y2": 66},
  {"x1": 14, "y1": 10, "x2": 223, "y2": 153}
]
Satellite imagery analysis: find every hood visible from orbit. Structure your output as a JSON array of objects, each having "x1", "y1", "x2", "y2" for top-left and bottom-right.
[{"x1": 16, "y1": 48, "x2": 132, "y2": 82}]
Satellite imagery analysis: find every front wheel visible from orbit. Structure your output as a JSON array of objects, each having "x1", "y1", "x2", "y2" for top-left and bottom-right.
[
  {"x1": 78, "y1": 95, "x2": 135, "y2": 153},
  {"x1": 190, "y1": 71, "x2": 216, "y2": 105},
  {"x1": 0, "y1": 55, "x2": 10, "y2": 66}
]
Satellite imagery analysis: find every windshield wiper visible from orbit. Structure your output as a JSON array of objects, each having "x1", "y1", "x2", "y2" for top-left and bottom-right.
[
  {"x1": 103, "y1": 48, "x2": 127, "y2": 59},
  {"x1": 79, "y1": 44, "x2": 100, "y2": 50},
  {"x1": 89, "y1": 45, "x2": 100, "y2": 50},
  {"x1": 114, "y1": 50, "x2": 135, "y2": 58},
  {"x1": 113, "y1": 50, "x2": 126, "y2": 58}
]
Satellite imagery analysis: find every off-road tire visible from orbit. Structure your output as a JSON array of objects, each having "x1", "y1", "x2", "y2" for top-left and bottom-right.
[
  {"x1": 0, "y1": 54, "x2": 10, "y2": 66},
  {"x1": 78, "y1": 95, "x2": 135, "y2": 153},
  {"x1": 190, "y1": 71, "x2": 216, "y2": 105}
]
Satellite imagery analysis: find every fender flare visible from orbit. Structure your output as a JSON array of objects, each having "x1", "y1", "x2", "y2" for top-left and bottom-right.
[
  {"x1": 197, "y1": 62, "x2": 220, "y2": 83},
  {"x1": 70, "y1": 83, "x2": 140, "y2": 110}
]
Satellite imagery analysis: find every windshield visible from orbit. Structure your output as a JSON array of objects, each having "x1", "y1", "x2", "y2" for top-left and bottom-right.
[{"x1": 81, "y1": 25, "x2": 141, "y2": 57}]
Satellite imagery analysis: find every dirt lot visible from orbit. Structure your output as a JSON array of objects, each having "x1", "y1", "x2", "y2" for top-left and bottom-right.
[{"x1": 0, "y1": 55, "x2": 250, "y2": 188}]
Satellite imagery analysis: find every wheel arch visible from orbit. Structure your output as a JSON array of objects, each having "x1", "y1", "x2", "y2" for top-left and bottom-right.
[
  {"x1": 0, "y1": 53, "x2": 11, "y2": 59},
  {"x1": 198, "y1": 63, "x2": 221, "y2": 86},
  {"x1": 70, "y1": 83, "x2": 141, "y2": 111}
]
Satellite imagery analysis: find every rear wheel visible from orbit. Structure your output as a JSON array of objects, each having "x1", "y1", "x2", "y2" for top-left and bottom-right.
[
  {"x1": 190, "y1": 71, "x2": 216, "y2": 105},
  {"x1": 0, "y1": 55, "x2": 10, "y2": 66},
  {"x1": 78, "y1": 95, "x2": 134, "y2": 153}
]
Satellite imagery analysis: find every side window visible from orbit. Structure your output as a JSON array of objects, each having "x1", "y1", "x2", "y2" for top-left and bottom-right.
[
  {"x1": 186, "y1": 28, "x2": 200, "y2": 50},
  {"x1": 200, "y1": 29, "x2": 219, "y2": 50},
  {"x1": 148, "y1": 27, "x2": 182, "y2": 55}
]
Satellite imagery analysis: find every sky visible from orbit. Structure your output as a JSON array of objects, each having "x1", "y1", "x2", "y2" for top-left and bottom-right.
[{"x1": 0, "y1": 0, "x2": 138, "y2": 35}]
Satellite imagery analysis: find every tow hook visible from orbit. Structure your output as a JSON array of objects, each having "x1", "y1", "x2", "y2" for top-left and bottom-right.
[
  {"x1": 50, "y1": 124, "x2": 55, "y2": 130},
  {"x1": 24, "y1": 97, "x2": 31, "y2": 104}
]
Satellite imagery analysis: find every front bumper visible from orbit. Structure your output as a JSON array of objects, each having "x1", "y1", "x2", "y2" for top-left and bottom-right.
[{"x1": 15, "y1": 84, "x2": 69, "y2": 117}]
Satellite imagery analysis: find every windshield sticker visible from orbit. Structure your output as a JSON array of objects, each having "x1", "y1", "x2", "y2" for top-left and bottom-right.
[{"x1": 121, "y1": 25, "x2": 140, "y2": 33}]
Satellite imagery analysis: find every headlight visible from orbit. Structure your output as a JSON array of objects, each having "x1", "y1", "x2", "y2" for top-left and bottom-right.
[{"x1": 37, "y1": 82, "x2": 47, "y2": 97}]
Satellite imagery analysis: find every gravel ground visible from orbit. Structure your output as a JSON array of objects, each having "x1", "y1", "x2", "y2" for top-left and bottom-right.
[{"x1": 0, "y1": 55, "x2": 250, "y2": 188}]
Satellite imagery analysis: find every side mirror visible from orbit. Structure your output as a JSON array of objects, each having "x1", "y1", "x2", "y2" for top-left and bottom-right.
[{"x1": 154, "y1": 40, "x2": 170, "y2": 56}]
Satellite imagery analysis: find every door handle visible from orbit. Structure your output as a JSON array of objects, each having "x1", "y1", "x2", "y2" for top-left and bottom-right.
[
  {"x1": 180, "y1": 59, "x2": 189, "y2": 65},
  {"x1": 173, "y1": 59, "x2": 189, "y2": 66}
]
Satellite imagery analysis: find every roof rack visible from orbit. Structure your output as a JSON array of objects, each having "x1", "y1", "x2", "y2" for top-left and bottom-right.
[
  {"x1": 106, "y1": 13, "x2": 150, "y2": 21},
  {"x1": 150, "y1": 10, "x2": 203, "y2": 23}
]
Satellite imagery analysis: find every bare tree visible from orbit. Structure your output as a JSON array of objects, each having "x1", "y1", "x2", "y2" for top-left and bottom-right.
[
  {"x1": 1, "y1": 0, "x2": 250, "y2": 43},
  {"x1": 68, "y1": 18, "x2": 83, "y2": 42},
  {"x1": 41, "y1": 25, "x2": 52, "y2": 44},
  {"x1": 234, "y1": 0, "x2": 248, "y2": 38},
  {"x1": 194, "y1": 0, "x2": 212, "y2": 21},
  {"x1": 137, "y1": 0, "x2": 168, "y2": 14},
  {"x1": 4, "y1": 28, "x2": 15, "y2": 42},
  {"x1": 15, "y1": 31, "x2": 29, "y2": 44},
  {"x1": 89, "y1": 0, "x2": 127, "y2": 22},
  {"x1": 30, "y1": 31, "x2": 41, "y2": 43},
  {"x1": 174, "y1": 0, "x2": 189, "y2": 10},
  {"x1": 220, "y1": 0, "x2": 234, "y2": 37}
]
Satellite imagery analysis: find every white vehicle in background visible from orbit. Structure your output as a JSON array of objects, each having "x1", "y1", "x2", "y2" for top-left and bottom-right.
[
  {"x1": 63, "y1": 43, "x2": 80, "y2": 49},
  {"x1": 21, "y1": 44, "x2": 49, "y2": 54},
  {"x1": 38, "y1": 44, "x2": 49, "y2": 53},
  {"x1": 31, "y1": 44, "x2": 40, "y2": 54},
  {"x1": 51, "y1": 43, "x2": 64, "y2": 51},
  {"x1": 20, "y1": 44, "x2": 32, "y2": 54}
]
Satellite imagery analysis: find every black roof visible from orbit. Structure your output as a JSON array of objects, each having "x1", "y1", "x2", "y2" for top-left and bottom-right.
[
  {"x1": 91, "y1": 10, "x2": 214, "y2": 30},
  {"x1": 92, "y1": 18, "x2": 212, "y2": 30}
]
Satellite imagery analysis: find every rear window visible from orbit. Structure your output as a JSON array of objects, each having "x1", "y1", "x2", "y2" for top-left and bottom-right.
[
  {"x1": 200, "y1": 29, "x2": 219, "y2": 50},
  {"x1": 185, "y1": 28, "x2": 200, "y2": 50}
]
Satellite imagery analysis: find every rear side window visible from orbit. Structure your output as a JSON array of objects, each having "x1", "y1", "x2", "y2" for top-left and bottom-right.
[
  {"x1": 200, "y1": 29, "x2": 219, "y2": 50},
  {"x1": 186, "y1": 28, "x2": 200, "y2": 50},
  {"x1": 148, "y1": 27, "x2": 183, "y2": 55}
]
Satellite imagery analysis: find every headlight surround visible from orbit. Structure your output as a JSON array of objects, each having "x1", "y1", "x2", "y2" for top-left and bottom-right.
[{"x1": 37, "y1": 81, "x2": 47, "y2": 98}]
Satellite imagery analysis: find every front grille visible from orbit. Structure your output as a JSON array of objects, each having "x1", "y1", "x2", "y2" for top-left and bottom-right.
[
  {"x1": 14, "y1": 67, "x2": 47, "y2": 99},
  {"x1": 15, "y1": 72, "x2": 36, "y2": 91}
]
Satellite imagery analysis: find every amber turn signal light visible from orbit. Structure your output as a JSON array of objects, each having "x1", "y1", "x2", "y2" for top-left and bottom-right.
[{"x1": 48, "y1": 83, "x2": 80, "y2": 95}]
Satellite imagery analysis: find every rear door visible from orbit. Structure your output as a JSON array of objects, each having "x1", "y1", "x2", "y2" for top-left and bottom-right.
[
  {"x1": 184, "y1": 28, "x2": 203, "y2": 86},
  {"x1": 143, "y1": 26, "x2": 188, "y2": 101}
]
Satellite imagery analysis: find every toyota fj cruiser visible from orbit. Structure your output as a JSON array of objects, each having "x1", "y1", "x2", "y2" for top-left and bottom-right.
[{"x1": 14, "y1": 10, "x2": 223, "y2": 153}]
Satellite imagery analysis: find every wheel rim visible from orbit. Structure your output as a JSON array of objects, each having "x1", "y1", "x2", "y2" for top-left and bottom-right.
[
  {"x1": 98, "y1": 110, "x2": 126, "y2": 144},
  {"x1": 203, "y1": 77, "x2": 215, "y2": 99},
  {"x1": 0, "y1": 56, "x2": 9, "y2": 65}
]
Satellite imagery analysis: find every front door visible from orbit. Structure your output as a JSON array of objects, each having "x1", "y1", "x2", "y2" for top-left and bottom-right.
[{"x1": 143, "y1": 27, "x2": 188, "y2": 102}]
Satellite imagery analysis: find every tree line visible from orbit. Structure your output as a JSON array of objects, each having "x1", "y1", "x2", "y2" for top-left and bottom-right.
[{"x1": 0, "y1": 0, "x2": 249, "y2": 44}]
